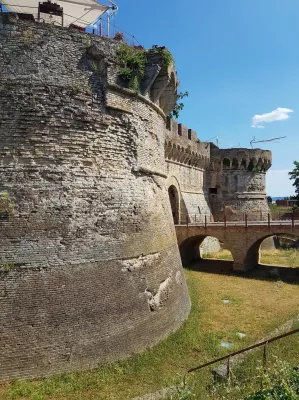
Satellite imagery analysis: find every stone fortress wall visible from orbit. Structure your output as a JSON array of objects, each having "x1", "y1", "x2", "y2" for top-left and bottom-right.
[
  {"x1": 0, "y1": 13, "x2": 273, "y2": 382},
  {"x1": 164, "y1": 118, "x2": 211, "y2": 223},
  {"x1": 208, "y1": 145, "x2": 272, "y2": 221},
  {"x1": 0, "y1": 17, "x2": 190, "y2": 381}
]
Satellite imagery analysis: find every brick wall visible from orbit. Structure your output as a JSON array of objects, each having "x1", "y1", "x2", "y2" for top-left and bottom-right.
[{"x1": 0, "y1": 18, "x2": 190, "y2": 381}]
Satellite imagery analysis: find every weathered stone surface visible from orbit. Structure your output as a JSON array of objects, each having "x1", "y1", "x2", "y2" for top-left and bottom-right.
[
  {"x1": 165, "y1": 119, "x2": 212, "y2": 224},
  {"x1": 208, "y1": 145, "x2": 272, "y2": 221},
  {"x1": 0, "y1": 15, "x2": 274, "y2": 383},
  {"x1": 0, "y1": 19, "x2": 190, "y2": 381}
]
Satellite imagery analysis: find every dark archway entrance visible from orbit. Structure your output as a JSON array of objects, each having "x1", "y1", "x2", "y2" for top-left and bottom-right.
[
  {"x1": 179, "y1": 234, "x2": 234, "y2": 273},
  {"x1": 168, "y1": 185, "x2": 179, "y2": 224},
  {"x1": 244, "y1": 233, "x2": 299, "y2": 271}
]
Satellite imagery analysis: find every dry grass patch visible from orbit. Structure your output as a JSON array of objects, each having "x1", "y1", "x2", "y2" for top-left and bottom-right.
[
  {"x1": 203, "y1": 248, "x2": 299, "y2": 268},
  {"x1": 188, "y1": 269, "x2": 299, "y2": 346},
  {"x1": 261, "y1": 249, "x2": 299, "y2": 267},
  {"x1": 1, "y1": 250, "x2": 298, "y2": 400}
]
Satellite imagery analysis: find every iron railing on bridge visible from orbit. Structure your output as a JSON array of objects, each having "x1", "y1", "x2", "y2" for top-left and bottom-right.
[{"x1": 178, "y1": 212, "x2": 298, "y2": 228}]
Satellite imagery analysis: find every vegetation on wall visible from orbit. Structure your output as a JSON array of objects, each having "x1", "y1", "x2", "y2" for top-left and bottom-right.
[
  {"x1": 161, "y1": 48, "x2": 173, "y2": 71},
  {"x1": 0, "y1": 193, "x2": 15, "y2": 218},
  {"x1": 116, "y1": 44, "x2": 147, "y2": 91},
  {"x1": 116, "y1": 45, "x2": 175, "y2": 93}
]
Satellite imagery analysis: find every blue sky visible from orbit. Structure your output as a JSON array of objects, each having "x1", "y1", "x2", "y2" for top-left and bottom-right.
[
  {"x1": 111, "y1": 0, "x2": 298, "y2": 196},
  {"x1": 2, "y1": 0, "x2": 297, "y2": 196}
]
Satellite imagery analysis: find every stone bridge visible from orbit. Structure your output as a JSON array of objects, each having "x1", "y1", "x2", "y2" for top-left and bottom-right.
[{"x1": 175, "y1": 222, "x2": 299, "y2": 271}]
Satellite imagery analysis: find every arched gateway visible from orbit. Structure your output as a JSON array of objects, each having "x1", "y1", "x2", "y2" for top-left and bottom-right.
[{"x1": 168, "y1": 185, "x2": 180, "y2": 224}]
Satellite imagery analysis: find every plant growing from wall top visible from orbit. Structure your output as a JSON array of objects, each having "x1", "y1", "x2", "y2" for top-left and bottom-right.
[
  {"x1": 116, "y1": 44, "x2": 147, "y2": 92},
  {"x1": 169, "y1": 91, "x2": 189, "y2": 119},
  {"x1": 161, "y1": 48, "x2": 173, "y2": 71}
]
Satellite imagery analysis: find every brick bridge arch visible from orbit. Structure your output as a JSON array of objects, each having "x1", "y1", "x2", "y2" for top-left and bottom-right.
[
  {"x1": 178, "y1": 233, "x2": 233, "y2": 266},
  {"x1": 175, "y1": 225, "x2": 299, "y2": 271}
]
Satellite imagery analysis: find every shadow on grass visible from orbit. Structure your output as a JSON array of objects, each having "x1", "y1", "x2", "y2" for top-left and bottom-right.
[{"x1": 185, "y1": 259, "x2": 299, "y2": 285}]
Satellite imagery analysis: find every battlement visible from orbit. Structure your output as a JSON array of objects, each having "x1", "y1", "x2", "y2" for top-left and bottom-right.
[
  {"x1": 165, "y1": 117, "x2": 210, "y2": 169},
  {"x1": 210, "y1": 145, "x2": 272, "y2": 172},
  {"x1": 166, "y1": 117, "x2": 198, "y2": 142}
]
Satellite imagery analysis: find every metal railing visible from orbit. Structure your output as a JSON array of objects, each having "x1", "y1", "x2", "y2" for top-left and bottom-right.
[
  {"x1": 185, "y1": 327, "x2": 299, "y2": 380},
  {"x1": 0, "y1": 4, "x2": 143, "y2": 48},
  {"x1": 177, "y1": 212, "x2": 298, "y2": 228}
]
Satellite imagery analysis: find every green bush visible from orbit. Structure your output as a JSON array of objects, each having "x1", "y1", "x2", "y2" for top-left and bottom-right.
[{"x1": 116, "y1": 44, "x2": 147, "y2": 91}]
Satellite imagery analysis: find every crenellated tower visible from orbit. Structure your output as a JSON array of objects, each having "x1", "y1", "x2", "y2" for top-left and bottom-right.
[
  {"x1": 208, "y1": 145, "x2": 272, "y2": 221},
  {"x1": 164, "y1": 118, "x2": 212, "y2": 223}
]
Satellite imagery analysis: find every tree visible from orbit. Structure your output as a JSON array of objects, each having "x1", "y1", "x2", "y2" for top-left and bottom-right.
[
  {"x1": 288, "y1": 161, "x2": 299, "y2": 198},
  {"x1": 169, "y1": 91, "x2": 188, "y2": 119}
]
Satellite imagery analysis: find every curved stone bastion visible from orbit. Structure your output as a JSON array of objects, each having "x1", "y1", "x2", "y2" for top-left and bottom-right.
[
  {"x1": 208, "y1": 146, "x2": 272, "y2": 221},
  {"x1": 0, "y1": 17, "x2": 190, "y2": 381}
]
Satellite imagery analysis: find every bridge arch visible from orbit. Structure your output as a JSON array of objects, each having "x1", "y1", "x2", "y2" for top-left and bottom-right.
[
  {"x1": 178, "y1": 234, "x2": 233, "y2": 267},
  {"x1": 244, "y1": 233, "x2": 299, "y2": 269}
]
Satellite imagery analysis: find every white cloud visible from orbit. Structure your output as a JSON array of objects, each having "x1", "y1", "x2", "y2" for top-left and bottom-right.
[{"x1": 251, "y1": 107, "x2": 294, "y2": 128}]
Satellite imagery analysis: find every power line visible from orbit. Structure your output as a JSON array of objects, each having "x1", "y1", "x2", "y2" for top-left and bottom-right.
[{"x1": 250, "y1": 136, "x2": 286, "y2": 148}]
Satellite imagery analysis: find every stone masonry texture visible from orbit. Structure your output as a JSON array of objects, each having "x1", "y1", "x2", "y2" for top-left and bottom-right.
[
  {"x1": 0, "y1": 15, "x2": 273, "y2": 382},
  {"x1": 0, "y1": 18, "x2": 190, "y2": 381}
]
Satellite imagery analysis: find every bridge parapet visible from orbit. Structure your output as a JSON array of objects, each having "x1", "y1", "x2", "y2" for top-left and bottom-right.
[{"x1": 175, "y1": 223, "x2": 299, "y2": 272}]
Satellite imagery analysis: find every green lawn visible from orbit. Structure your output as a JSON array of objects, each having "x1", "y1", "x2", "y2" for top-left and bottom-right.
[{"x1": 203, "y1": 248, "x2": 299, "y2": 268}]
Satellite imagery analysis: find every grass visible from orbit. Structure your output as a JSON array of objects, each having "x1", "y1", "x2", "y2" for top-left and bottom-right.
[
  {"x1": 204, "y1": 319, "x2": 299, "y2": 400},
  {"x1": 0, "y1": 250, "x2": 299, "y2": 399},
  {"x1": 203, "y1": 249, "x2": 234, "y2": 261},
  {"x1": 261, "y1": 249, "x2": 299, "y2": 268},
  {"x1": 203, "y1": 248, "x2": 299, "y2": 268}
]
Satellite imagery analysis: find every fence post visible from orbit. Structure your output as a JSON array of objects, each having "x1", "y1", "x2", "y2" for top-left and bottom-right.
[
  {"x1": 245, "y1": 214, "x2": 248, "y2": 228},
  {"x1": 226, "y1": 356, "x2": 231, "y2": 378},
  {"x1": 205, "y1": 215, "x2": 207, "y2": 229},
  {"x1": 224, "y1": 214, "x2": 227, "y2": 228},
  {"x1": 263, "y1": 342, "x2": 268, "y2": 369},
  {"x1": 268, "y1": 213, "x2": 270, "y2": 228},
  {"x1": 292, "y1": 212, "x2": 295, "y2": 228}
]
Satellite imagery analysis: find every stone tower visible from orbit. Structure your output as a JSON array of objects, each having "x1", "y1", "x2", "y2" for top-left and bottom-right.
[
  {"x1": 208, "y1": 145, "x2": 272, "y2": 221},
  {"x1": 0, "y1": 17, "x2": 190, "y2": 381}
]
